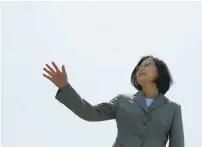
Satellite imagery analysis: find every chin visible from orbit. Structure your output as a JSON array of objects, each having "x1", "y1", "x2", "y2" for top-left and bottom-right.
[
  {"x1": 137, "y1": 80, "x2": 146, "y2": 86},
  {"x1": 137, "y1": 78, "x2": 151, "y2": 86},
  {"x1": 137, "y1": 77, "x2": 146, "y2": 83}
]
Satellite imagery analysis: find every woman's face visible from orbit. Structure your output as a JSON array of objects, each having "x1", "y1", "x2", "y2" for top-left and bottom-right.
[{"x1": 136, "y1": 58, "x2": 158, "y2": 86}]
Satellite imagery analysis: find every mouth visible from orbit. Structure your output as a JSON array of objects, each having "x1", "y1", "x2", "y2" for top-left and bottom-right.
[{"x1": 139, "y1": 72, "x2": 146, "y2": 76}]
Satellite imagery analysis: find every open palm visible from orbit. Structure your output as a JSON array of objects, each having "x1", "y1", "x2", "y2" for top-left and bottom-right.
[{"x1": 43, "y1": 61, "x2": 68, "y2": 88}]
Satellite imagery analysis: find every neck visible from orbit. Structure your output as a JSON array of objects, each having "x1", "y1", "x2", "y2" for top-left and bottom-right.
[{"x1": 141, "y1": 83, "x2": 159, "y2": 98}]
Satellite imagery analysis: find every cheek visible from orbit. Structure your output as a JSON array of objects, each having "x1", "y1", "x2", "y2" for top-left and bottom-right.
[
  {"x1": 135, "y1": 73, "x2": 140, "y2": 81},
  {"x1": 147, "y1": 68, "x2": 158, "y2": 80}
]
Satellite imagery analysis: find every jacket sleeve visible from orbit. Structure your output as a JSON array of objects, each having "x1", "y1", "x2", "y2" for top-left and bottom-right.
[
  {"x1": 169, "y1": 105, "x2": 185, "y2": 147},
  {"x1": 55, "y1": 83, "x2": 121, "y2": 121}
]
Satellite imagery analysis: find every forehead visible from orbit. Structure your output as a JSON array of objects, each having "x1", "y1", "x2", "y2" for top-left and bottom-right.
[{"x1": 141, "y1": 58, "x2": 154, "y2": 65}]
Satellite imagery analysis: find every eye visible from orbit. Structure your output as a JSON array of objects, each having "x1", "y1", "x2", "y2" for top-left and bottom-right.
[
  {"x1": 145, "y1": 62, "x2": 152, "y2": 67},
  {"x1": 138, "y1": 65, "x2": 142, "y2": 69},
  {"x1": 144, "y1": 63, "x2": 149, "y2": 67}
]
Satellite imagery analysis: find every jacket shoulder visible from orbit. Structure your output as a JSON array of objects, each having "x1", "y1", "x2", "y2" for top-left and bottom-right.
[
  {"x1": 165, "y1": 96, "x2": 182, "y2": 109},
  {"x1": 117, "y1": 93, "x2": 135, "y2": 101}
]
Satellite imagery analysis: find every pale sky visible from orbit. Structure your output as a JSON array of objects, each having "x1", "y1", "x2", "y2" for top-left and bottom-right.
[{"x1": 1, "y1": 1, "x2": 202, "y2": 147}]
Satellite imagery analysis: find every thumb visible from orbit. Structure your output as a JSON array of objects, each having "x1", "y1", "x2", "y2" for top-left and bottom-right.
[{"x1": 62, "y1": 65, "x2": 66, "y2": 75}]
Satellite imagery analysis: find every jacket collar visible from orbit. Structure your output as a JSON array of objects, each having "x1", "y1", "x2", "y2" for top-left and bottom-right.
[{"x1": 133, "y1": 91, "x2": 169, "y2": 113}]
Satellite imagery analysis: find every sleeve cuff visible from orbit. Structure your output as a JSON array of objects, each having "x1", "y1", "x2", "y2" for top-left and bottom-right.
[{"x1": 55, "y1": 83, "x2": 71, "y2": 98}]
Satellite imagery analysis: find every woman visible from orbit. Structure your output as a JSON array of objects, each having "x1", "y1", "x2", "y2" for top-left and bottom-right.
[{"x1": 42, "y1": 55, "x2": 184, "y2": 147}]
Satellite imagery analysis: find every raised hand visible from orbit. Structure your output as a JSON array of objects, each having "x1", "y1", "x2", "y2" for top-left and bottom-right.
[{"x1": 43, "y1": 61, "x2": 68, "y2": 88}]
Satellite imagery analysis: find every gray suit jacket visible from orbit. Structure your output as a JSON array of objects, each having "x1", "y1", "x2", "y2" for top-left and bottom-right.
[{"x1": 55, "y1": 83, "x2": 184, "y2": 147}]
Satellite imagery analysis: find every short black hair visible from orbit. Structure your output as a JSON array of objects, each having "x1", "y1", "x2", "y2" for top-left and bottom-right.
[{"x1": 131, "y1": 55, "x2": 173, "y2": 95}]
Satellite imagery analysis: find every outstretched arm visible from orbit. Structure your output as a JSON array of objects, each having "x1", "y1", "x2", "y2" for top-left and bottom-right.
[{"x1": 55, "y1": 83, "x2": 120, "y2": 121}]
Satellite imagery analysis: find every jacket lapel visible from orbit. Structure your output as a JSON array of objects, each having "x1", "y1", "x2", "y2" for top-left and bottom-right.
[
  {"x1": 133, "y1": 91, "x2": 169, "y2": 113},
  {"x1": 148, "y1": 93, "x2": 169, "y2": 112},
  {"x1": 133, "y1": 91, "x2": 148, "y2": 113}
]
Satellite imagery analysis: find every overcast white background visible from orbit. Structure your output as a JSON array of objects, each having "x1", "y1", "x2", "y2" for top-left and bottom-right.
[{"x1": 1, "y1": 1, "x2": 202, "y2": 147}]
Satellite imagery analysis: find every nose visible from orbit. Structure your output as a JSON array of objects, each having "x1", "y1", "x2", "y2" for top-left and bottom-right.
[{"x1": 138, "y1": 67, "x2": 145, "y2": 72}]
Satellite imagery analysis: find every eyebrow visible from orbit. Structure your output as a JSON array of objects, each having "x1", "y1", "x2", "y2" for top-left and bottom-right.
[{"x1": 140, "y1": 61, "x2": 153, "y2": 67}]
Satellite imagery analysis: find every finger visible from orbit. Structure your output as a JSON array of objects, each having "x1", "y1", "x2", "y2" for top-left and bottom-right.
[
  {"x1": 43, "y1": 74, "x2": 53, "y2": 81},
  {"x1": 52, "y1": 61, "x2": 60, "y2": 73},
  {"x1": 46, "y1": 64, "x2": 56, "y2": 74},
  {"x1": 43, "y1": 68, "x2": 54, "y2": 77},
  {"x1": 62, "y1": 65, "x2": 66, "y2": 75}
]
